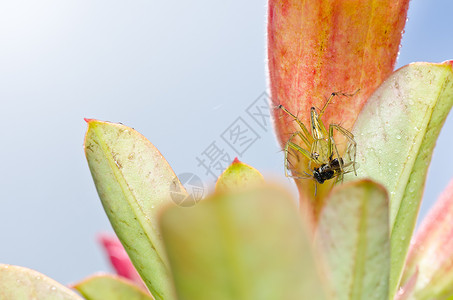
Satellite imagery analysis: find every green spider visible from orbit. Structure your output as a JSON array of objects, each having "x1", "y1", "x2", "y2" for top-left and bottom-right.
[{"x1": 277, "y1": 91, "x2": 359, "y2": 186}]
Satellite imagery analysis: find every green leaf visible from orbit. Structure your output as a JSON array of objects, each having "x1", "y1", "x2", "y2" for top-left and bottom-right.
[
  {"x1": 73, "y1": 274, "x2": 153, "y2": 300},
  {"x1": 215, "y1": 158, "x2": 264, "y2": 193},
  {"x1": 0, "y1": 264, "x2": 83, "y2": 300},
  {"x1": 346, "y1": 61, "x2": 453, "y2": 298},
  {"x1": 159, "y1": 187, "x2": 328, "y2": 300},
  {"x1": 84, "y1": 120, "x2": 182, "y2": 300},
  {"x1": 315, "y1": 180, "x2": 390, "y2": 300}
]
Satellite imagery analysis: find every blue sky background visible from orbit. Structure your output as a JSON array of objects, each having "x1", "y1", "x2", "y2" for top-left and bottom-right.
[{"x1": 0, "y1": 0, "x2": 452, "y2": 285}]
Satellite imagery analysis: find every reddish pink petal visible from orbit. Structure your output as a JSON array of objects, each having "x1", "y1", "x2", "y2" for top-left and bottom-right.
[
  {"x1": 401, "y1": 179, "x2": 453, "y2": 295},
  {"x1": 268, "y1": 0, "x2": 409, "y2": 219},
  {"x1": 98, "y1": 233, "x2": 146, "y2": 290}
]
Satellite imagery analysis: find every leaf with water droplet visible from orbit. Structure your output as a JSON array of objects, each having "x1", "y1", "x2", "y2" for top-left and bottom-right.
[
  {"x1": 0, "y1": 264, "x2": 83, "y2": 300},
  {"x1": 84, "y1": 120, "x2": 184, "y2": 300},
  {"x1": 346, "y1": 61, "x2": 453, "y2": 298}
]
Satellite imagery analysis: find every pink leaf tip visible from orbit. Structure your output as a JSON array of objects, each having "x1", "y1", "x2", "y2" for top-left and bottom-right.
[{"x1": 97, "y1": 233, "x2": 146, "y2": 290}]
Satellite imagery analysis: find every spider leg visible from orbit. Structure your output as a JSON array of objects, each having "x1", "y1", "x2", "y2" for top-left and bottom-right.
[
  {"x1": 284, "y1": 132, "x2": 313, "y2": 178},
  {"x1": 319, "y1": 89, "x2": 361, "y2": 118},
  {"x1": 277, "y1": 105, "x2": 313, "y2": 147},
  {"x1": 327, "y1": 126, "x2": 345, "y2": 183},
  {"x1": 330, "y1": 124, "x2": 358, "y2": 176},
  {"x1": 283, "y1": 131, "x2": 323, "y2": 179}
]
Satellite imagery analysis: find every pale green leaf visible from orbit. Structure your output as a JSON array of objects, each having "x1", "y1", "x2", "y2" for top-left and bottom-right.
[
  {"x1": 0, "y1": 264, "x2": 83, "y2": 300},
  {"x1": 73, "y1": 274, "x2": 153, "y2": 300},
  {"x1": 159, "y1": 187, "x2": 328, "y2": 300},
  {"x1": 84, "y1": 120, "x2": 182, "y2": 300},
  {"x1": 315, "y1": 180, "x2": 390, "y2": 300},
  {"x1": 215, "y1": 158, "x2": 264, "y2": 193},
  {"x1": 346, "y1": 62, "x2": 453, "y2": 298}
]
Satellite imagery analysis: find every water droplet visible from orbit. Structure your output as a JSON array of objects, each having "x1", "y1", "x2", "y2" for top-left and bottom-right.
[
  {"x1": 50, "y1": 286, "x2": 56, "y2": 291},
  {"x1": 114, "y1": 159, "x2": 122, "y2": 169},
  {"x1": 396, "y1": 135, "x2": 401, "y2": 140}
]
